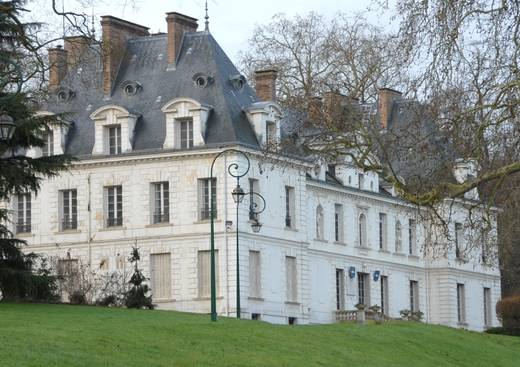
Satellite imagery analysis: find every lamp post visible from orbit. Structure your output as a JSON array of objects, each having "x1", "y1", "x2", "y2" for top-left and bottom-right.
[
  {"x1": 232, "y1": 188, "x2": 266, "y2": 318},
  {"x1": 209, "y1": 148, "x2": 266, "y2": 321},
  {"x1": 209, "y1": 148, "x2": 250, "y2": 322},
  {"x1": 0, "y1": 113, "x2": 16, "y2": 141}
]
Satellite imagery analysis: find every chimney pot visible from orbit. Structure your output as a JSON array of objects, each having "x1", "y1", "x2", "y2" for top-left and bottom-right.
[
  {"x1": 378, "y1": 88, "x2": 402, "y2": 129},
  {"x1": 101, "y1": 15, "x2": 149, "y2": 96},
  {"x1": 165, "y1": 12, "x2": 198, "y2": 67},
  {"x1": 64, "y1": 35, "x2": 92, "y2": 68},
  {"x1": 48, "y1": 46, "x2": 68, "y2": 92},
  {"x1": 254, "y1": 69, "x2": 278, "y2": 101}
]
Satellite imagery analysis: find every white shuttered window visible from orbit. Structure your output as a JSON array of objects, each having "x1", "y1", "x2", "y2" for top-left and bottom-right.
[
  {"x1": 286, "y1": 256, "x2": 297, "y2": 302},
  {"x1": 249, "y1": 250, "x2": 261, "y2": 298},
  {"x1": 150, "y1": 253, "x2": 171, "y2": 300},
  {"x1": 198, "y1": 250, "x2": 218, "y2": 298}
]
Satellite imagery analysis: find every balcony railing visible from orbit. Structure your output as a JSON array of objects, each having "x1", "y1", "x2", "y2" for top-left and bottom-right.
[
  {"x1": 153, "y1": 212, "x2": 169, "y2": 224},
  {"x1": 106, "y1": 217, "x2": 123, "y2": 227},
  {"x1": 16, "y1": 223, "x2": 31, "y2": 233},
  {"x1": 61, "y1": 219, "x2": 77, "y2": 230}
]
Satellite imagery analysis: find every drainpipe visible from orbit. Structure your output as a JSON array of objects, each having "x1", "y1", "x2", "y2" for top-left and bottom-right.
[{"x1": 87, "y1": 173, "x2": 92, "y2": 267}]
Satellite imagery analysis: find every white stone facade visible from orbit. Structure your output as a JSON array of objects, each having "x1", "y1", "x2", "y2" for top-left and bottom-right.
[{"x1": 10, "y1": 147, "x2": 501, "y2": 331}]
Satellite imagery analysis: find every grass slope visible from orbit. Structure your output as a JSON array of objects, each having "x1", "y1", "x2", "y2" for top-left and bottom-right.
[{"x1": 0, "y1": 303, "x2": 519, "y2": 367}]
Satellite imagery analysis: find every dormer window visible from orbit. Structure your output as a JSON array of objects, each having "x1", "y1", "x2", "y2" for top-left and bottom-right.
[
  {"x1": 162, "y1": 98, "x2": 212, "y2": 150},
  {"x1": 42, "y1": 130, "x2": 54, "y2": 156},
  {"x1": 244, "y1": 102, "x2": 282, "y2": 148},
  {"x1": 178, "y1": 119, "x2": 193, "y2": 148},
  {"x1": 108, "y1": 125, "x2": 122, "y2": 155},
  {"x1": 90, "y1": 105, "x2": 138, "y2": 155},
  {"x1": 121, "y1": 80, "x2": 141, "y2": 96}
]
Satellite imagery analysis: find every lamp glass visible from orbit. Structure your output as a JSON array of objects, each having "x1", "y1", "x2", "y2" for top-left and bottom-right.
[{"x1": 231, "y1": 185, "x2": 245, "y2": 203}]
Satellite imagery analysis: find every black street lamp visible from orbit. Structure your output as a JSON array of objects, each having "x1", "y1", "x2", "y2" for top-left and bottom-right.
[
  {"x1": 0, "y1": 113, "x2": 16, "y2": 141},
  {"x1": 209, "y1": 148, "x2": 266, "y2": 321}
]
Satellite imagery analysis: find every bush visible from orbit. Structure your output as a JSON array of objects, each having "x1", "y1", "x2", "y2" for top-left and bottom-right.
[
  {"x1": 124, "y1": 246, "x2": 154, "y2": 310},
  {"x1": 496, "y1": 295, "x2": 520, "y2": 333},
  {"x1": 96, "y1": 294, "x2": 117, "y2": 307}
]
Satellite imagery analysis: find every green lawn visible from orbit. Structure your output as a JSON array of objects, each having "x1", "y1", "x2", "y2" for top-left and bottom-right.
[{"x1": 0, "y1": 303, "x2": 519, "y2": 367}]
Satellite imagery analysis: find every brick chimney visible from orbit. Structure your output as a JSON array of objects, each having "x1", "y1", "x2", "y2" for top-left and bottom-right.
[
  {"x1": 378, "y1": 88, "x2": 402, "y2": 129},
  {"x1": 255, "y1": 69, "x2": 278, "y2": 101},
  {"x1": 64, "y1": 35, "x2": 92, "y2": 67},
  {"x1": 101, "y1": 16, "x2": 149, "y2": 96},
  {"x1": 165, "y1": 12, "x2": 198, "y2": 68},
  {"x1": 48, "y1": 45, "x2": 68, "y2": 92}
]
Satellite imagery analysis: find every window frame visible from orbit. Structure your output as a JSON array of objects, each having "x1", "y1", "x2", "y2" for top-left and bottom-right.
[
  {"x1": 16, "y1": 193, "x2": 31, "y2": 233},
  {"x1": 105, "y1": 185, "x2": 123, "y2": 227},
  {"x1": 198, "y1": 178, "x2": 217, "y2": 221},
  {"x1": 107, "y1": 124, "x2": 122, "y2": 155},
  {"x1": 151, "y1": 182, "x2": 170, "y2": 224},
  {"x1": 249, "y1": 250, "x2": 262, "y2": 298},
  {"x1": 60, "y1": 189, "x2": 78, "y2": 231},
  {"x1": 410, "y1": 280, "x2": 419, "y2": 312}
]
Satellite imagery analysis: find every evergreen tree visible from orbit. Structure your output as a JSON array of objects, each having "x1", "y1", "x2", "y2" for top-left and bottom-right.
[
  {"x1": 0, "y1": 1, "x2": 71, "y2": 300},
  {"x1": 124, "y1": 246, "x2": 154, "y2": 309}
]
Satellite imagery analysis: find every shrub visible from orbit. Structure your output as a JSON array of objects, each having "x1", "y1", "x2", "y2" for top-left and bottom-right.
[
  {"x1": 496, "y1": 295, "x2": 520, "y2": 333},
  {"x1": 96, "y1": 294, "x2": 117, "y2": 307},
  {"x1": 124, "y1": 246, "x2": 154, "y2": 310}
]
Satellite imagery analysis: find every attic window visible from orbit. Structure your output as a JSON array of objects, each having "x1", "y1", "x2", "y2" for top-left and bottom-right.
[
  {"x1": 229, "y1": 74, "x2": 246, "y2": 91},
  {"x1": 56, "y1": 88, "x2": 74, "y2": 103},
  {"x1": 192, "y1": 73, "x2": 213, "y2": 89},
  {"x1": 121, "y1": 80, "x2": 141, "y2": 96}
]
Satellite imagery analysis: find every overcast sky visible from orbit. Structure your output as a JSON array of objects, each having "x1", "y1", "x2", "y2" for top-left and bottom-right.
[{"x1": 31, "y1": 0, "x2": 392, "y2": 62}]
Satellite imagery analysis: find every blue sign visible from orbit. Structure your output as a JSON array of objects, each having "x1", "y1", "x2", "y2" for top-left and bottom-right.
[{"x1": 348, "y1": 266, "x2": 356, "y2": 279}]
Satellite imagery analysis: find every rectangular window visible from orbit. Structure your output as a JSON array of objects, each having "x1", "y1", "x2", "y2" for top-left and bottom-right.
[
  {"x1": 379, "y1": 213, "x2": 387, "y2": 250},
  {"x1": 42, "y1": 131, "x2": 54, "y2": 156},
  {"x1": 336, "y1": 268, "x2": 345, "y2": 310},
  {"x1": 408, "y1": 219, "x2": 417, "y2": 255},
  {"x1": 484, "y1": 287, "x2": 492, "y2": 327},
  {"x1": 198, "y1": 178, "x2": 216, "y2": 220},
  {"x1": 106, "y1": 185, "x2": 123, "y2": 227},
  {"x1": 266, "y1": 121, "x2": 277, "y2": 147},
  {"x1": 152, "y1": 182, "x2": 169, "y2": 224},
  {"x1": 108, "y1": 125, "x2": 121, "y2": 155},
  {"x1": 457, "y1": 283, "x2": 466, "y2": 323},
  {"x1": 334, "y1": 204, "x2": 343, "y2": 242},
  {"x1": 357, "y1": 272, "x2": 370, "y2": 306},
  {"x1": 328, "y1": 164, "x2": 336, "y2": 177},
  {"x1": 60, "y1": 189, "x2": 77, "y2": 230},
  {"x1": 198, "y1": 250, "x2": 218, "y2": 298},
  {"x1": 286, "y1": 256, "x2": 297, "y2": 302},
  {"x1": 381, "y1": 275, "x2": 389, "y2": 315},
  {"x1": 249, "y1": 250, "x2": 261, "y2": 298},
  {"x1": 179, "y1": 119, "x2": 193, "y2": 148},
  {"x1": 358, "y1": 173, "x2": 364, "y2": 189},
  {"x1": 455, "y1": 222, "x2": 463, "y2": 259},
  {"x1": 285, "y1": 186, "x2": 295, "y2": 228},
  {"x1": 16, "y1": 193, "x2": 31, "y2": 233},
  {"x1": 410, "y1": 280, "x2": 419, "y2": 312},
  {"x1": 150, "y1": 253, "x2": 171, "y2": 300},
  {"x1": 248, "y1": 178, "x2": 260, "y2": 221}
]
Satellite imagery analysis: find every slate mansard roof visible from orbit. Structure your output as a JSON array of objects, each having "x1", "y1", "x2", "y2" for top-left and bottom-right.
[{"x1": 44, "y1": 31, "x2": 263, "y2": 157}]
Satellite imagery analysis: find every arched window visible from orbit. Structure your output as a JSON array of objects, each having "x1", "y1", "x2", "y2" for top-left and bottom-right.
[
  {"x1": 395, "y1": 220, "x2": 402, "y2": 252},
  {"x1": 358, "y1": 213, "x2": 367, "y2": 247},
  {"x1": 316, "y1": 205, "x2": 324, "y2": 240}
]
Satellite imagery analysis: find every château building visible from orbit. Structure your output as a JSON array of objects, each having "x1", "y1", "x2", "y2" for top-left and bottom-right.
[{"x1": 7, "y1": 10, "x2": 500, "y2": 331}]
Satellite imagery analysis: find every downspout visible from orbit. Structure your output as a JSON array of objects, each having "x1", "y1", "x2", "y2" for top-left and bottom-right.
[{"x1": 87, "y1": 173, "x2": 92, "y2": 267}]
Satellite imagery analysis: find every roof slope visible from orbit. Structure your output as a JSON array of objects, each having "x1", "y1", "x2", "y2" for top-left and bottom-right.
[{"x1": 44, "y1": 31, "x2": 261, "y2": 156}]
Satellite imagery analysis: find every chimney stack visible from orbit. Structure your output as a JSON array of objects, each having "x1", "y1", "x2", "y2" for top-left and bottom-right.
[
  {"x1": 48, "y1": 45, "x2": 68, "y2": 92},
  {"x1": 165, "y1": 12, "x2": 198, "y2": 68},
  {"x1": 378, "y1": 88, "x2": 402, "y2": 129},
  {"x1": 254, "y1": 69, "x2": 278, "y2": 101},
  {"x1": 101, "y1": 16, "x2": 149, "y2": 96},
  {"x1": 64, "y1": 35, "x2": 92, "y2": 68}
]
